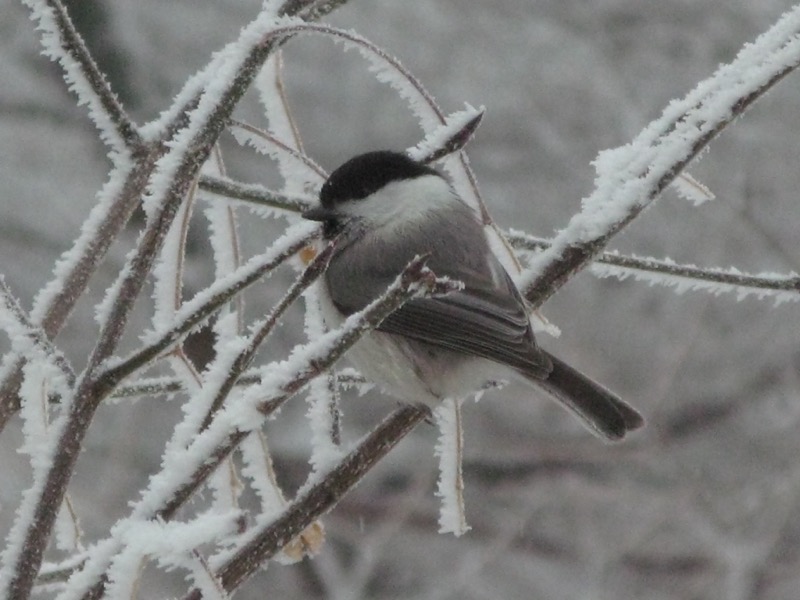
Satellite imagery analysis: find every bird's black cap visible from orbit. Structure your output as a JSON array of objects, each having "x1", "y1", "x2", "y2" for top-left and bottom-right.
[{"x1": 318, "y1": 151, "x2": 439, "y2": 209}]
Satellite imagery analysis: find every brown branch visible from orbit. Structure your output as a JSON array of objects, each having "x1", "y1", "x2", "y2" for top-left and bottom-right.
[{"x1": 185, "y1": 403, "x2": 431, "y2": 599}]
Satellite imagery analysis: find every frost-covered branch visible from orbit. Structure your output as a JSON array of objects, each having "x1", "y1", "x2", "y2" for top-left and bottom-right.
[
  {"x1": 507, "y1": 230, "x2": 800, "y2": 302},
  {"x1": 194, "y1": 239, "x2": 336, "y2": 432},
  {"x1": 106, "y1": 368, "x2": 369, "y2": 403},
  {"x1": 0, "y1": 0, "x2": 348, "y2": 435},
  {"x1": 198, "y1": 174, "x2": 314, "y2": 212},
  {"x1": 195, "y1": 175, "x2": 800, "y2": 303},
  {"x1": 185, "y1": 403, "x2": 431, "y2": 599},
  {"x1": 0, "y1": 8, "x2": 351, "y2": 599},
  {"x1": 22, "y1": 0, "x2": 141, "y2": 153},
  {"x1": 406, "y1": 104, "x2": 484, "y2": 165},
  {"x1": 69, "y1": 256, "x2": 453, "y2": 600},
  {"x1": 519, "y1": 7, "x2": 800, "y2": 307},
  {"x1": 0, "y1": 279, "x2": 75, "y2": 389},
  {"x1": 100, "y1": 227, "x2": 317, "y2": 387}
]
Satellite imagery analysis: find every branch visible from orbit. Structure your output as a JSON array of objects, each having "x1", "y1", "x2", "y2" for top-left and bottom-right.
[
  {"x1": 71, "y1": 256, "x2": 454, "y2": 600},
  {"x1": 22, "y1": 0, "x2": 141, "y2": 153},
  {"x1": 106, "y1": 368, "x2": 368, "y2": 402},
  {"x1": 100, "y1": 227, "x2": 317, "y2": 387},
  {"x1": 195, "y1": 240, "x2": 336, "y2": 432},
  {"x1": 519, "y1": 9, "x2": 800, "y2": 307},
  {"x1": 506, "y1": 230, "x2": 800, "y2": 301},
  {"x1": 0, "y1": 11, "x2": 348, "y2": 600},
  {"x1": 406, "y1": 104, "x2": 485, "y2": 165},
  {"x1": 194, "y1": 177, "x2": 800, "y2": 303},
  {"x1": 0, "y1": 279, "x2": 75, "y2": 389},
  {"x1": 198, "y1": 174, "x2": 314, "y2": 212},
  {"x1": 188, "y1": 403, "x2": 431, "y2": 598}
]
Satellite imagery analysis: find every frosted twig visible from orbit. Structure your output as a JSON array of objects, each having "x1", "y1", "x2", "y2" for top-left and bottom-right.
[
  {"x1": 434, "y1": 398, "x2": 470, "y2": 536},
  {"x1": 229, "y1": 119, "x2": 326, "y2": 179},
  {"x1": 184, "y1": 403, "x2": 431, "y2": 599},
  {"x1": 1, "y1": 12, "x2": 339, "y2": 600},
  {"x1": 38, "y1": 367, "x2": 367, "y2": 405},
  {"x1": 280, "y1": 0, "x2": 353, "y2": 21},
  {"x1": 506, "y1": 230, "x2": 800, "y2": 301},
  {"x1": 70, "y1": 255, "x2": 449, "y2": 600},
  {"x1": 0, "y1": 279, "x2": 75, "y2": 388},
  {"x1": 408, "y1": 105, "x2": 485, "y2": 165},
  {"x1": 22, "y1": 0, "x2": 141, "y2": 153},
  {"x1": 520, "y1": 9, "x2": 800, "y2": 307},
  {"x1": 195, "y1": 240, "x2": 337, "y2": 432},
  {"x1": 198, "y1": 174, "x2": 314, "y2": 212},
  {"x1": 101, "y1": 229, "x2": 316, "y2": 387}
]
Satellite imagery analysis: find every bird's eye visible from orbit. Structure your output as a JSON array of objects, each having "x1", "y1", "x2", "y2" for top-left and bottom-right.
[{"x1": 322, "y1": 219, "x2": 343, "y2": 238}]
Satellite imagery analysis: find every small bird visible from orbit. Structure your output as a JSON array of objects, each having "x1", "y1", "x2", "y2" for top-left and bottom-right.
[{"x1": 303, "y1": 150, "x2": 643, "y2": 441}]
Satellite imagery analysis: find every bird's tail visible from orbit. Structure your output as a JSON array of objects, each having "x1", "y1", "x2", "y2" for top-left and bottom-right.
[{"x1": 527, "y1": 351, "x2": 644, "y2": 442}]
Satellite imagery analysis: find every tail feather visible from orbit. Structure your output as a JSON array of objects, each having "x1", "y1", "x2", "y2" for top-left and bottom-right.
[{"x1": 529, "y1": 351, "x2": 644, "y2": 441}]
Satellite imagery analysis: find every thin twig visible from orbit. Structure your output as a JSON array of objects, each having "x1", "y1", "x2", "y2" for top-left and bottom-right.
[
  {"x1": 0, "y1": 279, "x2": 76, "y2": 388},
  {"x1": 100, "y1": 230, "x2": 316, "y2": 388},
  {"x1": 506, "y1": 231, "x2": 800, "y2": 298},
  {"x1": 26, "y1": 0, "x2": 142, "y2": 151},
  {"x1": 228, "y1": 119, "x2": 327, "y2": 179},
  {"x1": 196, "y1": 240, "x2": 337, "y2": 432},
  {"x1": 198, "y1": 174, "x2": 314, "y2": 212}
]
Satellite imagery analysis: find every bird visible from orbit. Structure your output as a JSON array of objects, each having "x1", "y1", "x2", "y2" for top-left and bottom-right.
[{"x1": 302, "y1": 150, "x2": 643, "y2": 441}]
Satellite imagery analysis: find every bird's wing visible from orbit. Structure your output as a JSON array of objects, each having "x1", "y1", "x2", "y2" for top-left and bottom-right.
[{"x1": 374, "y1": 274, "x2": 552, "y2": 379}]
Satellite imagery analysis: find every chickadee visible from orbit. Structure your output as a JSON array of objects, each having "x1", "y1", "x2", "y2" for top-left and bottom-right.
[{"x1": 303, "y1": 151, "x2": 643, "y2": 441}]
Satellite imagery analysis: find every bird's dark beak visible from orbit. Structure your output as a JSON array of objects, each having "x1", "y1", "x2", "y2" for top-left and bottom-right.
[{"x1": 302, "y1": 206, "x2": 338, "y2": 222}]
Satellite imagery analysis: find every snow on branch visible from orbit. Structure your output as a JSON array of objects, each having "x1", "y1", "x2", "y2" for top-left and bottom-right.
[
  {"x1": 58, "y1": 256, "x2": 456, "y2": 600},
  {"x1": 1, "y1": 9, "x2": 354, "y2": 600},
  {"x1": 198, "y1": 174, "x2": 315, "y2": 214},
  {"x1": 591, "y1": 254, "x2": 800, "y2": 305},
  {"x1": 21, "y1": 0, "x2": 141, "y2": 154},
  {"x1": 518, "y1": 7, "x2": 800, "y2": 308},
  {"x1": 188, "y1": 403, "x2": 431, "y2": 599},
  {"x1": 101, "y1": 224, "x2": 317, "y2": 386},
  {"x1": 406, "y1": 104, "x2": 485, "y2": 165},
  {"x1": 507, "y1": 230, "x2": 800, "y2": 303},
  {"x1": 0, "y1": 279, "x2": 75, "y2": 391},
  {"x1": 434, "y1": 398, "x2": 470, "y2": 536}
]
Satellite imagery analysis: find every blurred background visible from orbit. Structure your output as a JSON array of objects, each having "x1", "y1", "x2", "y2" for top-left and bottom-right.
[{"x1": 2, "y1": 1, "x2": 800, "y2": 598}]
